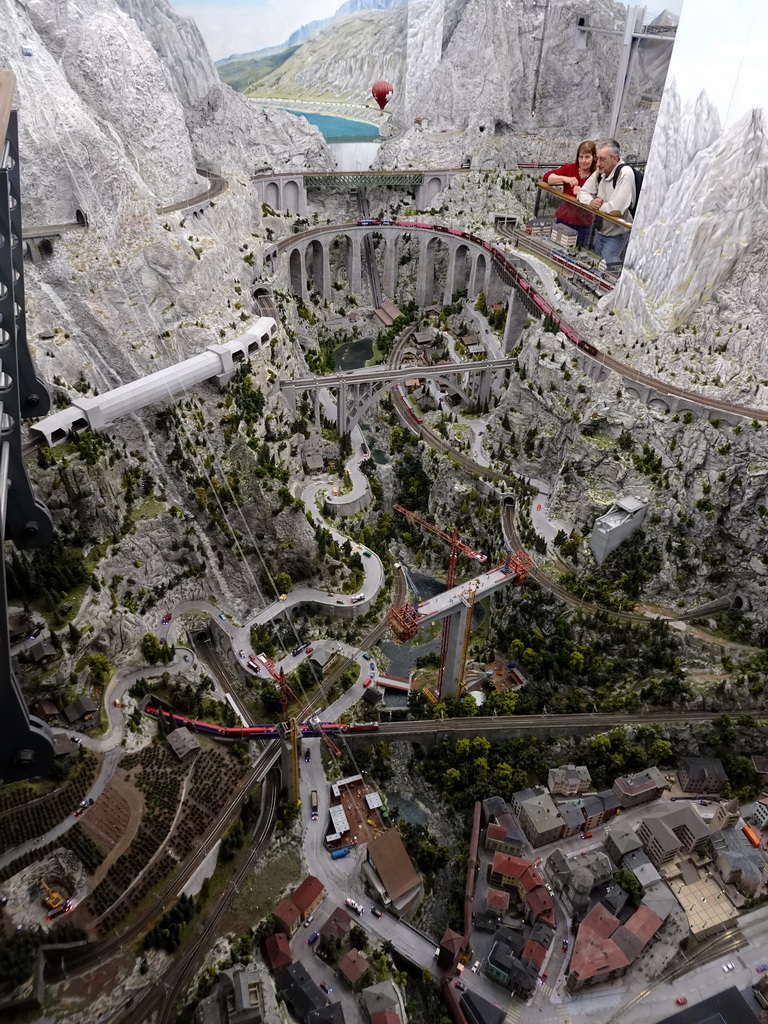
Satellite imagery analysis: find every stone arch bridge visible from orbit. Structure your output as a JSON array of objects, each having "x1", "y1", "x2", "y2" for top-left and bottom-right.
[
  {"x1": 277, "y1": 223, "x2": 507, "y2": 307},
  {"x1": 253, "y1": 168, "x2": 464, "y2": 217}
]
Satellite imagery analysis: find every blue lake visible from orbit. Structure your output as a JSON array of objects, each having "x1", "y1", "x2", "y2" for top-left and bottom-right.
[{"x1": 279, "y1": 109, "x2": 381, "y2": 143}]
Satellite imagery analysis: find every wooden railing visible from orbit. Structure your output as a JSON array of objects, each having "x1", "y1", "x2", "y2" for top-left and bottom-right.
[{"x1": 535, "y1": 179, "x2": 634, "y2": 230}]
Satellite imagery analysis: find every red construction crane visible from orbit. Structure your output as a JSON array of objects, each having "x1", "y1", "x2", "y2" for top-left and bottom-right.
[{"x1": 391, "y1": 504, "x2": 487, "y2": 694}]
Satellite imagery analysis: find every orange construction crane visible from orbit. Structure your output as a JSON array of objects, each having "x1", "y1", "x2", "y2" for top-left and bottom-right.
[
  {"x1": 309, "y1": 716, "x2": 343, "y2": 759},
  {"x1": 391, "y1": 504, "x2": 487, "y2": 695},
  {"x1": 258, "y1": 654, "x2": 304, "y2": 721}
]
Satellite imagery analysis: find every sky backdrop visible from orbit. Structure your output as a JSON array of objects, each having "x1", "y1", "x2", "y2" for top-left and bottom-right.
[
  {"x1": 665, "y1": 0, "x2": 764, "y2": 129},
  {"x1": 174, "y1": 0, "x2": 687, "y2": 63},
  {"x1": 174, "y1": 0, "x2": 343, "y2": 60}
]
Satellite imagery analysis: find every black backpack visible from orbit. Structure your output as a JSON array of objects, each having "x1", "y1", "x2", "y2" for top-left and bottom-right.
[{"x1": 610, "y1": 162, "x2": 643, "y2": 217}]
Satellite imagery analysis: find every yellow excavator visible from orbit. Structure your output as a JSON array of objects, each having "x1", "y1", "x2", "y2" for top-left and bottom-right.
[{"x1": 39, "y1": 879, "x2": 64, "y2": 910}]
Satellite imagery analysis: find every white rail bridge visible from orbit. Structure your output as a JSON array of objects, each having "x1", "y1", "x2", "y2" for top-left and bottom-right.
[{"x1": 280, "y1": 358, "x2": 516, "y2": 436}]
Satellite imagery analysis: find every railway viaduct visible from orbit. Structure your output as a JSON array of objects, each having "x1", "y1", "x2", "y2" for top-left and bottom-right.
[
  {"x1": 341, "y1": 711, "x2": 756, "y2": 750},
  {"x1": 277, "y1": 223, "x2": 506, "y2": 308},
  {"x1": 253, "y1": 167, "x2": 462, "y2": 217},
  {"x1": 277, "y1": 222, "x2": 768, "y2": 427}
]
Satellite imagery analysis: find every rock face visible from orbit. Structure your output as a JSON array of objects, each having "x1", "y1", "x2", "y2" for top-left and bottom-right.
[
  {"x1": 115, "y1": 0, "x2": 219, "y2": 108},
  {"x1": 0, "y1": 0, "x2": 331, "y2": 353},
  {"x1": 187, "y1": 88, "x2": 334, "y2": 175},
  {"x1": 614, "y1": 79, "x2": 768, "y2": 337},
  {"x1": 11, "y1": 0, "x2": 198, "y2": 215}
]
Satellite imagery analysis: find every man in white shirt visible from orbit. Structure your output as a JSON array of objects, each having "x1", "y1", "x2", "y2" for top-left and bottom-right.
[{"x1": 577, "y1": 138, "x2": 635, "y2": 267}]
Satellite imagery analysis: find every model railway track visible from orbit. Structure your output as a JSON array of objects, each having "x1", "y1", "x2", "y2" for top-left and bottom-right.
[
  {"x1": 373, "y1": 710, "x2": 766, "y2": 740},
  {"x1": 48, "y1": 750, "x2": 277, "y2": 979},
  {"x1": 110, "y1": 768, "x2": 280, "y2": 1024},
  {"x1": 500, "y1": 226, "x2": 617, "y2": 296},
  {"x1": 282, "y1": 221, "x2": 768, "y2": 422},
  {"x1": 605, "y1": 926, "x2": 745, "y2": 1024},
  {"x1": 155, "y1": 168, "x2": 229, "y2": 216},
  {"x1": 500, "y1": 504, "x2": 656, "y2": 625},
  {"x1": 389, "y1": 322, "x2": 756, "y2": 640}
]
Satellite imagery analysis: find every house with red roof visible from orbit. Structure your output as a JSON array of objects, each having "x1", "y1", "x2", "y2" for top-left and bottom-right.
[
  {"x1": 488, "y1": 853, "x2": 543, "y2": 900},
  {"x1": 265, "y1": 931, "x2": 292, "y2": 972},
  {"x1": 319, "y1": 905, "x2": 353, "y2": 947},
  {"x1": 337, "y1": 948, "x2": 372, "y2": 990},
  {"x1": 524, "y1": 886, "x2": 555, "y2": 928},
  {"x1": 437, "y1": 926, "x2": 466, "y2": 969},
  {"x1": 521, "y1": 939, "x2": 547, "y2": 971},
  {"x1": 293, "y1": 875, "x2": 325, "y2": 922},
  {"x1": 486, "y1": 888, "x2": 510, "y2": 913},
  {"x1": 273, "y1": 898, "x2": 301, "y2": 936}
]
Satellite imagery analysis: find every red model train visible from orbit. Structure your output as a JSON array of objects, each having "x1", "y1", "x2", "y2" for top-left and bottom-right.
[
  {"x1": 144, "y1": 705, "x2": 379, "y2": 740},
  {"x1": 352, "y1": 220, "x2": 602, "y2": 359}
]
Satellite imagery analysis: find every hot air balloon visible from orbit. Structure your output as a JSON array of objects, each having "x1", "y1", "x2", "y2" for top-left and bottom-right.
[{"x1": 372, "y1": 80, "x2": 393, "y2": 111}]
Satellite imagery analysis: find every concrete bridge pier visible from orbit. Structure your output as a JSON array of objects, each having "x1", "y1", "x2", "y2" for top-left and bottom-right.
[
  {"x1": 468, "y1": 254, "x2": 488, "y2": 300},
  {"x1": 336, "y1": 380, "x2": 348, "y2": 437},
  {"x1": 440, "y1": 602, "x2": 471, "y2": 700},
  {"x1": 443, "y1": 247, "x2": 457, "y2": 306},
  {"x1": 415, "y1": 235, "x2": 431, "y2": 307},
  {"x1": 486, "y1": 263, "x2": 505, "y2": 305},
  {"x1": 282, "y1": 383, "x2": 296, "y2": 417},
  {"x1": 466, "y1": 253, "x2": 479, "y2": 300},
  {"x1": 347, "y1": 235, "x2": 363, "y2": 297},
  {"x1": 477, "y1": 368, "x2": 492, "y2": 408},
  {"x1": 321, "y1": 245, "x2": 332, "y2": 301},
  {"x1": 383, "y1": 236, "x2": 398, "y2": 298},
  {"x1": 314, "y1": 391, "x2": 321, "y2": 431},
  {"x1": 501, "y1": 291, "x2": 520, "y2": 351},
  {"x1": 289, "y1": 249, "x2": 308, "y2": 302}
]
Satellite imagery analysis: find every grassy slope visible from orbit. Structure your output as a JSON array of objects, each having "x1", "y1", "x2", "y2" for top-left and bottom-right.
[{"x1": 216, "y1": 46, "x2": 300, "y2": 93}]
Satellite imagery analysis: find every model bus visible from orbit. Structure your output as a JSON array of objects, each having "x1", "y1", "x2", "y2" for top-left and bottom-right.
[{"x1": 311, "y1": 790, "x2": 318, "y2": 820}]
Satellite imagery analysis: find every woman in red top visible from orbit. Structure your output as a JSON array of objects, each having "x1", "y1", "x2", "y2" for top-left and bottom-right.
[{"x1": 542, "y1": 140, "x2": 597, "y2": 249}]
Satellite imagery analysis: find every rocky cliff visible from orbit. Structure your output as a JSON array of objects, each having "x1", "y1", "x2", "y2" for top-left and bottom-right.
[
  {"x1": 2, "y1": 0, "x2": 330, "y2": 340},
  {"x1": 115, "y1": 0, "x2": 219, "y2": 108},
  {"x1": 608, "y1": 79, "x2": 768, "y2": 393},
  {"x1": 615, "y1": 80, "x2": 768, "y2": 336}
]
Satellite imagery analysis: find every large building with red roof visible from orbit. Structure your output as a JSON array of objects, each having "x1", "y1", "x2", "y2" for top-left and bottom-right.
[
  {"x1": 567, "y1": 901, "x2": 664, "y2": 990},
  {"x1": 488, "y1": 853, "x2": 543, "y2": 897},
  {"x1": 366, "y1": 829, "x2": 422, "y2": 916},
  {"x1": 488, "y1": 852, "x2": 554, "y2": 926},
  {"x1": 273, "y1": 874, "x2": 325, "y2": 936}
]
